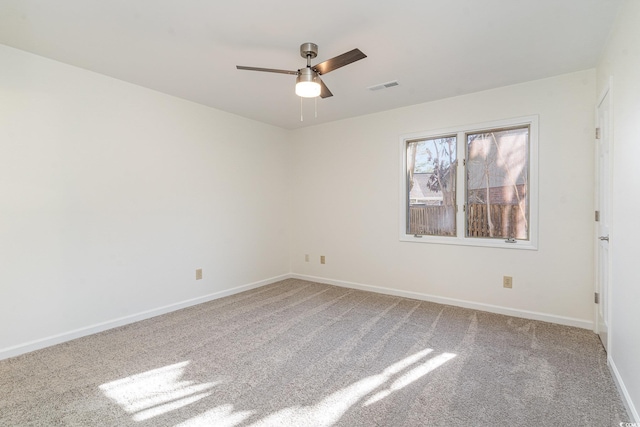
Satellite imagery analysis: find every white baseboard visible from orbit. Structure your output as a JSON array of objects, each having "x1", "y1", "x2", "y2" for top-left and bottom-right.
[
  {"x1": 0, "y1": 274, "x2": 289, "y2": 361},
  {"x1": 609, "y1": 355, "x2": 640, "y2": 422},
  {"x1": 290, "y1": 273, "x2": 593, "y2": 330}
]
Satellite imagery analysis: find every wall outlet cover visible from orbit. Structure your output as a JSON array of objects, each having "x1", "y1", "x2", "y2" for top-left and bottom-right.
[{"x1": 503, "y1": 276, "x2": 513, "y2": 288}]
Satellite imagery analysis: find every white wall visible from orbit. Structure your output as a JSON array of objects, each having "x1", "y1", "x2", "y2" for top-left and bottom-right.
[
  {"x1": 0, "y1": 45, "x2": 290, "y2": 356},
  {"x1": 597, "y1": 0, "x2": 640, "y2": 420},
  {"x1": 290, "y1": 70, "x2": 597, "y2": 326}
]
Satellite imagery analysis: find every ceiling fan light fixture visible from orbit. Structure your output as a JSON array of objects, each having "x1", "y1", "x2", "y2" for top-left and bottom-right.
[
  {"x1": 296, "y1": 81, "x2": 321, "y2": 98},
  {"x1": 296, "y1": 68, "x2": 321, "y2": 98}
]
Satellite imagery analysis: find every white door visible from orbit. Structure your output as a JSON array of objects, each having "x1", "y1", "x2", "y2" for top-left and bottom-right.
[{"x1": 595, "y1": 88, "x2": 611, "y2": 351}]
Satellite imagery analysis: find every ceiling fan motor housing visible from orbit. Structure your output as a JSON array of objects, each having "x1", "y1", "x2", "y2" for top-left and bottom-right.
[{"x1": 297, "y1": 67, "x2": 318, "y2": 83}]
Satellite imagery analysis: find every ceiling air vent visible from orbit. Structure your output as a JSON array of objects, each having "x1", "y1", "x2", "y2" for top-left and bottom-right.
[{"x1": 368, "y1": 80, "x2": 400, "y2": 91}]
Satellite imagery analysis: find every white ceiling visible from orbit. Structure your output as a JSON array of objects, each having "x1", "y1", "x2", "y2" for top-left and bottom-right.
[{"x1": 0, "y1": 0, "x2": 623, "y2": 129}]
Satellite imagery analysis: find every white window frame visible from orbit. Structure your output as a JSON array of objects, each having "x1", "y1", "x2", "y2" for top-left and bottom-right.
[{"x1": 399, "y1": 115, "x2": 539, "y2": 250}]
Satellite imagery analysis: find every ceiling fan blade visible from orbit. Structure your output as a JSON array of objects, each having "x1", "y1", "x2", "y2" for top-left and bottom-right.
[
  {"x1": 319, "y1": 78, "x2": 333, "y2": 99},
  {"x1": 236, "y1": 65, "x2": 298, "y2": 75},
  {"x1": 313, "y1": 48, "x2": 367, "y2": 75}
]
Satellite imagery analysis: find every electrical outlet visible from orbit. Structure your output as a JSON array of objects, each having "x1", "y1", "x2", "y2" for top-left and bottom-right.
[
  {"x1": 196, "y1": 268, "x2": 203, "y2": 280},
  {"x1": 503, "y1": 276, "x2": 512, "y2": 288},
  {"x1": 320, "y1": 255, "x2": 326, "y2": 265},
  {"x1": 305, "y1": 254, "x2": 310, "y2": 262}
]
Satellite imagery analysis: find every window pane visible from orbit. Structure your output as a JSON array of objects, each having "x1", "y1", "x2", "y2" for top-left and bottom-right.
[
  {"x1": 407, "y1": 136, "x2": 457, "y2": 236},
  {"x1": 466, "y1": 127, "x2": 529, "y2": 240}
]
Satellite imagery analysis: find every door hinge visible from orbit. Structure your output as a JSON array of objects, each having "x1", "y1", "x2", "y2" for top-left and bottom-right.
[
  {"x1": 595, "y1": 128, "x2": 601, "y2": 139},
  {"x1": 463, "y1": 159, "x2": 466, "y2": 166},
  {"x1": 594, "y1": 292, "x2": 600, "y2": 304},
  {"x1": 595, "y1": 210, "x2": 600, "y2": 222}
]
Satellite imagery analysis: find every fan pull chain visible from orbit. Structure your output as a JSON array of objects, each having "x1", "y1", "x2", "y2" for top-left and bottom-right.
[{"x1": 299, "y1": 97, "x2": 319, "y2": 122}]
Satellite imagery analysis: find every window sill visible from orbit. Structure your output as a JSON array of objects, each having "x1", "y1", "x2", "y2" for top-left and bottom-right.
[{"x1": 399, "y1": 234, "x2": 538, "y2": 250}]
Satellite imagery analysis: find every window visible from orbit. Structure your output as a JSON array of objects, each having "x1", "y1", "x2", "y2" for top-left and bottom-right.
[
  {"x1": 406, "y1": 135, "x2": 457, "y2": 236},
  {"x1": 400, "y1": 116, "x2": 538, "y2": 249}
]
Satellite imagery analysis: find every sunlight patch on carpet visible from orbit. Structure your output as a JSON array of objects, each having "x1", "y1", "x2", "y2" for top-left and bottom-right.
[
  {"x1": 248, "y1": 348, "x2": 454, "y2": 427},
  {"x1": 364, "y1": 352, "x2": 456, "y2": 406},
  {"x1": 99, "y1": 361, "x2": 220, "y2": 422},
  {"x1": 175, "y1": 404, "x2": 254, "y2": 427}
]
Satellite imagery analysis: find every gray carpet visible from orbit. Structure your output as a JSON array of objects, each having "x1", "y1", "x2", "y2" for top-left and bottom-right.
[{"x1": 0, "y1": 279, "x2": 628, "y2": 426}]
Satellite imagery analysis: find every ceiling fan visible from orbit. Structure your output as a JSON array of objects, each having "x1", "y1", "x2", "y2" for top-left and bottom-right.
[{"x1": 236, "y1": 42, "x2": 367, "y2": 98}]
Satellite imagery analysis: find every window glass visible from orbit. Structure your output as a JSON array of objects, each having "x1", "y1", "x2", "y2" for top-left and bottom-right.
[
  {"x1": 406, "y1": 136, "x2": 457, "y2": 236},
  {"x1": 466, "y1": 126, "x2": 529, "y2": 240}
]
